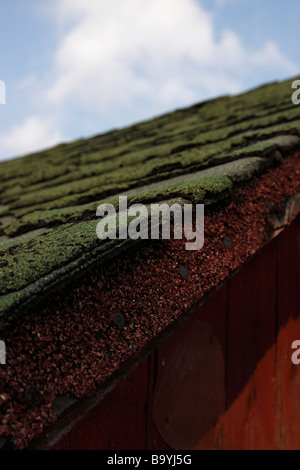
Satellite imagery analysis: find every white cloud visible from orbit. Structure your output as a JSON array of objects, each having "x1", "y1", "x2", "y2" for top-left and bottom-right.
[
  {"x1": 45, "y1": 0, "x2": 296, "y2": 111},
  {"x1": 250, "y1": 41, "x2": 296, "y2": 70},
  {"x1": 46, "y1": 0, "x2": 214, "y2": 108},
  {"x1": 0, "y1": 0, "x2": 297, "y2": 161},
  {"x1": 0, "y1": 116, "x2": 65, "y2": 160}
]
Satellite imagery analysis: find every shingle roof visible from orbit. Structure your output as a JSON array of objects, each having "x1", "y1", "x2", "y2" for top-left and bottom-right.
[
  {"x1": 1, "y1": 77, "x2": 299, "y2": 328},
  {"x1": 0, "y1": 77, "x2": 300, "y2": 449}
]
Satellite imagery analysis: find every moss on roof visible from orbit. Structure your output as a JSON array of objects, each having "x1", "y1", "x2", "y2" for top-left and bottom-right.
[{"x1": 0, "y1": 76, "x2": 300, "y2": 327}]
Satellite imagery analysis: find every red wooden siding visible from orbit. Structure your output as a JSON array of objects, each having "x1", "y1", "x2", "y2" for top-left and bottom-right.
[{"x1": 52, "y1": 215, "x2": 300, "y2": 450}]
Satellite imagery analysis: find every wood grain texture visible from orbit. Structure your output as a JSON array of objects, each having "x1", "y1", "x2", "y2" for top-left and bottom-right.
[
  {"x1": 275, "y1": 216, "x2": 300, "y2": 450},
  {"x1": 220, "y1": 236, "x2": 277, "y2": 450},
  {"x1": 152, "y1": 318, "x2": 225, "y2": 449}
]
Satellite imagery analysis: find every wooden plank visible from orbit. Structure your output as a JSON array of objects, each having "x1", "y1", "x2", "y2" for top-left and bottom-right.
[
  {"x1": 275, "y1": 215, "x2": 300, "y2": 449},
  {"x1": 66, "y1": 357, "x2": 149, "y2": 450},
  {"x1": 146, "y1": 352, "x2": 171, "y2": 450},
  {"x1": 194, "y1": 284, "x2": 227, "y2": 450},
  {"x1": 221, "y1": 237, "x2": 277, "y2": 449},
  {"x1": 152, "y1": 284, "x2": 227, "y2": 450}
]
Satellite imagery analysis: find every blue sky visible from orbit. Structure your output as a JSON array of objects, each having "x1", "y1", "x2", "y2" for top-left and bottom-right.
[{"x1": 0, "y1": 0, "x2": 299, "y2": 161}]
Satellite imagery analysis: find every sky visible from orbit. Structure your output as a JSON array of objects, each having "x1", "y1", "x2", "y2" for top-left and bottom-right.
[{"x1": 0, "y1": 0, "x2": 299, "y2": 162}]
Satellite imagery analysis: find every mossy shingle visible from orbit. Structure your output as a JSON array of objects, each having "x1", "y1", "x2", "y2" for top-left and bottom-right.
[{"x1": 0, "y1": 76, "x2": 299, "y2": 326}]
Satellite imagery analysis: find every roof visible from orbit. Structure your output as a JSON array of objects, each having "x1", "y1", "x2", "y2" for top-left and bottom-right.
[
  {"x1": 0, "y1": 76, "x2": 300, "y2": 448},
  {"x1": 1, "y1": 76, "x2": 300, "y2": 328}
]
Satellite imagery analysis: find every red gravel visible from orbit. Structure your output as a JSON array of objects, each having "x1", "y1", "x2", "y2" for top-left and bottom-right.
[{"x1": 0, "y1": 151, "x2": 300, "y2": 449}]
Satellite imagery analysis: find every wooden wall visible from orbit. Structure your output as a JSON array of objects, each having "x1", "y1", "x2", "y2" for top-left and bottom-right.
[{"x1": 52, "y1": 215, "x2": 300, "y2": 450}]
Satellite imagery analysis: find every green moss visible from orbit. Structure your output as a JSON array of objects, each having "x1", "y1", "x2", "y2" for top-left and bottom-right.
[
  {"x1": 1, "y1": 80, "x2": 298, "y2": 209},
  {"x1": 0, "y1": 75, "x2": 299, "y2": 325},
  {"x1": 130, "y1": 174, "x2": 232, "y2": 205},
  {"x1": 0, "y1": 173, "x2": 232, "y2": 298},
  {"x1": 0, "y1": 221, "x2": 98, "y2": 295},
  {"x1": 1, "y1": 175, "x2": 231, "y2": 237}
]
